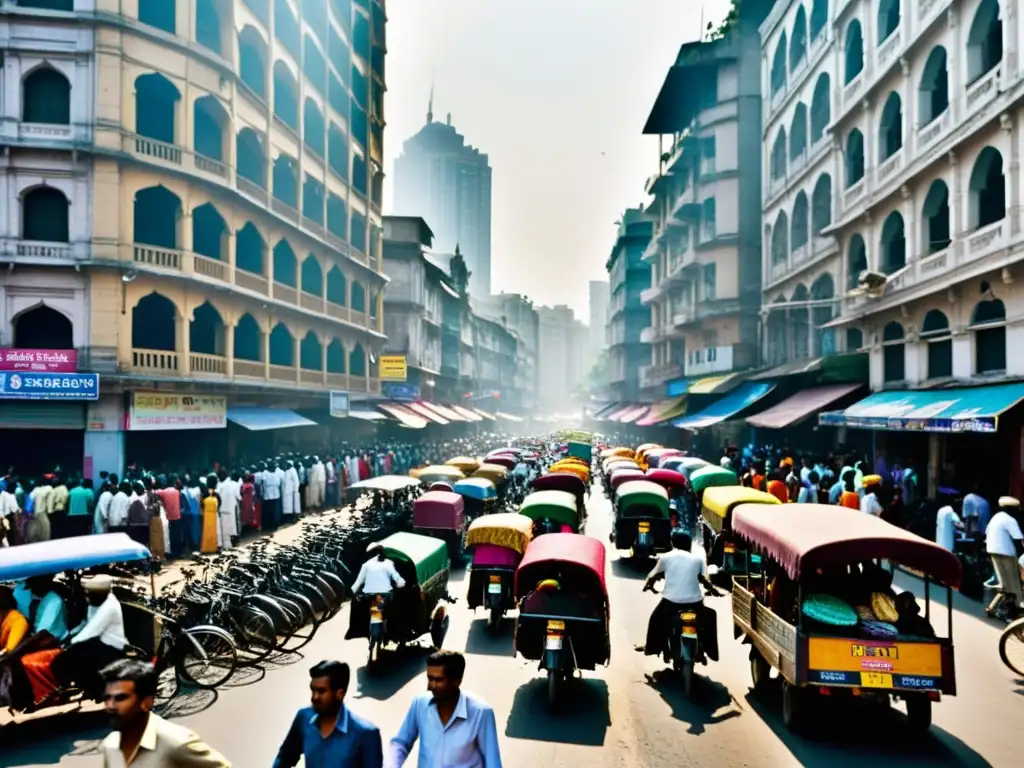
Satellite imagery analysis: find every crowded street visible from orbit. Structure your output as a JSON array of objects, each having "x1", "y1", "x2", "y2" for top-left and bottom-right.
[{"x1": 1, "y1": 470, "x2": 1019, "y2": 767}]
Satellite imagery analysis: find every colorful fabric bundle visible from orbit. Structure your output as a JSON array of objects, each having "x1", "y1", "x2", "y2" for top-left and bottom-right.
[
  {"x1": 871, "y1": 593, "x2": 900, "y2": 623},
  {"x1": 860, "y1": 620, "x2": 898, "y2": 640},
  {"x1": 801, "y1": 593, "x2": 859, "y2": 626}
]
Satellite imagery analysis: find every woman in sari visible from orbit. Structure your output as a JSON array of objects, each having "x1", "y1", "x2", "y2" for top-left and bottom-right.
[
  {"x1": 240, "y1": 472, "x2": 257, "y2": 530},
  {"x1": 0, "y1": 586, "x2": 29, "y2": 653},
  {"x1": 200, "y1": 481, "x2": 221, "y2": 554}
]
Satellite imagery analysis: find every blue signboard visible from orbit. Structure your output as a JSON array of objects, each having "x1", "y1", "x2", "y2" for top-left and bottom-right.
[
  {"x1": 383, "y1": 383, "x2": 420, "y2": 401},
  {"x1": 0, "y1": 372, "x2": 99, "y2": 401}
]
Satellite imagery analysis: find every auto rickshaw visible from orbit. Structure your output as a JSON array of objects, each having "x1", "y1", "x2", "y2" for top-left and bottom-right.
[
  {"x1": 566, "y1": 440, "x2": 593, "y2": 463},
  {"x1": 531, "y1": 472, "x2": 588, "y2": 521},
  {"x1": 518, "y1": 490, "x2": 581, "y2": 535},
  {"x1": 698, "y1": 486, "x2": 780, "y2": 586},
  {"x1": 645, "y1": 448, "x2": 685, "y2": 469},
  {"x1": 599, "y1": 447, "x2": 635, "y2": 461},
  {"x1": 346, "y1": 532, "x2": 452, "y2": 671},
  {"x1": 663, "y1": 456, "x2": 712, "y2": 479},
  {"x1": 484, "y1": 454, "x2": 518, "y2": 471},
  {"x1": 474, "y1": 463, "x2": 510, "y2": 483},
  {"x1": 635, "y1": 444, "x2": 662, "y2": 470},
  {"x1": 689, "y1": 465, "x2": 739, "y2": 496},
  {"x1": 514, "y1": 533, "x2": 610, "y2": 708},
  {"x1": 645, "y1": 468, "x2": 688, "y2": 527},
  {"x1": 453, "y1": 477, "x2": 498, "y2": 517},
  {"x1": 606, "y1": 467, "x2": 646, "y2": 503},
  {"x1": 413, "y1": 491, "x2": 467, "y2": 563},
  {"x1": 613, "y1": 480, "x2": 672, "y2": 558},
  {"x1": 465, "y1": 513, "x2": 534, "y2": 630},
  {"x1": 411, "y1": 465, "x2": 466, "y2": 485},
  {"x1": 446, "y1": 456, "x2": 481, "y2": 474},
  {"x1": 428, "y1": 482, "x2": 454, "y2": 492},
  {"x1": 730, "y1": 504, "x2": 961, "y2": 734},
  {"x1": 549, "y1": 462, "x2": 590, "y2": 485}
]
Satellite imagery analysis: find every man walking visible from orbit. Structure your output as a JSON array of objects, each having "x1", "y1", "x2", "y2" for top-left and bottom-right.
[
  {"x1": 273, "y1": 660, "x2": 382, "y2": 768},
  {"x1": 389, "y1": 650, "x2": 502, "y2": 768}
]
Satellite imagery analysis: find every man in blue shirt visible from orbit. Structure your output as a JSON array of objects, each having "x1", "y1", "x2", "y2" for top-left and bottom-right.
[
  {"x1": 273, "y1": 660, "x2": 382, "y2": 768},
  {"x1": 390, "y1": 650, "x2": 503, "y2": 768}
]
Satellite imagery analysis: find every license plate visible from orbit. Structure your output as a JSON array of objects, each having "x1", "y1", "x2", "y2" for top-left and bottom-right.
[
  {"x1": 488, "y1": 574, "x2": 502, "y2": 584},
  {"x1": 547, "y1": 619, "x2": 565, "y2": 631},
  {"x1": 750, "y1": 554, "x2": 762, "y2": 564},
  {"x1": 637, "y1": 522, "x2": 650, "y2": 533},
  {"x1": 723, "y1": 544, "x2": 736, "y2": 554},
  {"x1": 487, "y1": 583, "x2": 502, "y2": 594},
  {"x1": 545, "y1": 634, "x2": 563, "y2": 650},
  {"x1": 861, "y1": 672, "x2": 893, "y2": 689}
]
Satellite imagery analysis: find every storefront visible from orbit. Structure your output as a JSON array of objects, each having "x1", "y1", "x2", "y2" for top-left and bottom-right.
[{"x1": 122, "y1": 391, "x2": 230, "y2": 473}]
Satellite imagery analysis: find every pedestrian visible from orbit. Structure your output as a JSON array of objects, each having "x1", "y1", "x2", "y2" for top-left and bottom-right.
[
  {"x1": 272, "y1": 660, "x2": 382, "y2": 768},
  {"x1": 389, "y1": 650, "x2": 503, "y2": 768},
  {"x1": 985, "y1": 496, "x2": 1024, "y2": 615},
  {"x1": 98, "y1": 659, "x2": 230, "y2": 767}
]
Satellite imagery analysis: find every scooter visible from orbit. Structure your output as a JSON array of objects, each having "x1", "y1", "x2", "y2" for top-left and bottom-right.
[{"x1": 644, "y1": 581, "x2": 720, "y2": 697}]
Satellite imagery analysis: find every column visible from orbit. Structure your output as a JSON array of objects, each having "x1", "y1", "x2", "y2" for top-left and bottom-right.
[
  {"x1": 178, "y1": 311, "x2": 192, "y2": 375},
  {"x1": 1002, "y1": 114, "x2": 1021, "y2": 236},
  {"x1": 948, "y1": 151, "x2": 964, "y2": 262},
  {"x1": 84, "y1": 395, "x2": 126, "y2": 486},
  {"x1": 262, "y1": 322, "x2": 271, "y2": 379},
  {"x1": 225, "y1": 322, "x2": 235, "y2": 378},
  {"x1": 321, "y1": 337, "x2": 328, "y2": 386}
]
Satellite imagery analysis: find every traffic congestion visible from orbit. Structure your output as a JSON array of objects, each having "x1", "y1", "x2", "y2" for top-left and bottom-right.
[{"x1": 0, "y1": 431, "x2": 1021, "y2": 767}]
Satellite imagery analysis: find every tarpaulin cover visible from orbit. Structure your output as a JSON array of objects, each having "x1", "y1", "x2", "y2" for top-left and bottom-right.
[
  {"x1": 378, "y1": 403, "x2": 429, "y2": 429},
  {"x1": 673, "y1": 382, "x2": 775, "y2": 430},
  {"x1": 466, "y1": 512, "x2": 534, "y2": 554},
  {"x1": 747, "y1": 384, "x2": 861, "y2": 429},
  {"x1": 515, "y1": 532, "x2": 607, "y2": 597},
  {"x1": 636, "y1": 397, "x2": 688, "y2": 426},
  {"x1": 226, "y1": 407, "x2": 317, "y2": 431},
  {"x1": 407, "y1": 402, "x2": 449, "y2": 424},
  {"x1": 0, "y1": 534, "x2": 151, "y2": 581},
  {"x1": 412, "y1": 491, "x2": 465, "y2": 530}
]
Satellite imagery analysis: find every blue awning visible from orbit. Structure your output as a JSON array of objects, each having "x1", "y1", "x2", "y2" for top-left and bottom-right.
[
  {"x1": 819, "y1": 382, "x2": 1024, "y2": 434},
  {"x1": 0, "y1": 533, "x2": 150, "y2": 581},
  {"x1": 672, "y1": 382, "x2": 775, "y2": 431},
  {"x1": 226, "y1": 407, "x2": 318, "y2": 431}
]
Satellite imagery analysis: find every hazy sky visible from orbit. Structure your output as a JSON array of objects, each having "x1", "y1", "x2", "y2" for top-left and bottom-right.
[{"x1": 383, "y1": 0, "x2": 733, "y2": 319}]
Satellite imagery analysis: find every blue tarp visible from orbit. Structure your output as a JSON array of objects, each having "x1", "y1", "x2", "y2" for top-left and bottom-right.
[
  {"x1": 672, "y1": 382, "x2": 775, "y2": 430},
  {"x1": 818, "y1": 382, "x2": 1024, "y2": 433},
  {"x1": 226, "y1": 407, "x2": 317, "y2": 431},
  {"x1": 453, "y1": 478, "x2": 497, "y2": 500},
  {"x1": 0, "y1": 533, "x2": 151, "y2": 581}
]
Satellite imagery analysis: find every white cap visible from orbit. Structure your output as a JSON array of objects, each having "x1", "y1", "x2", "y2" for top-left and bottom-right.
[{"x1": 83, "y1": 574, "x2": 114, "y2": 592}]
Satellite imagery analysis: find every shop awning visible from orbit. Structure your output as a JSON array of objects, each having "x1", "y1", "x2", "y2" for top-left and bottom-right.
[
  {"x1": 746, "y1": 384, "x2": 862, "y2": 429},
  {"x1": 407, "y1": 402, "x2": 449, "y2": 424},
  {"x1": 673, "y1": 382, "x2": 775, "y2": 431},
  {"x1": 618, "y1": 405, "x2": 651, "y2": 424},
  {"x1": 472, "y1": 407, "x2": 497, "y2": 420},
  {"x1": 818, "y1": 382, "x2": 1024, "y2": 434},
  {"x1": 226, "y1": 407, "x2": 317, "y2": 431},
  {"x1": 378, "y1": 402, "x2": 428, "y2": 429},
  {"x1": 605, "y1": 405, "x2": 636, "y2": 422},
  {"x1": 451, "y1": 405, "x2": 483, "y2": 421},
  {"x1": 687, "y1": 374, "x2": 740, "y2": 395},
  {"x1": 420, "y1": 402, "x2": 465, "y2": 421},
  {"x1": 635, "y1": 396, "x2": 688, "y2": 426},
  {"x1": 347, "y1": 409, "x2": 389, "y2": 422},
  {"x1": 591, "y1": 402, "x2": 621, "y2": 419},
  {"x1": 496, "y1": 411, "x2": 524, "y2": 422}
]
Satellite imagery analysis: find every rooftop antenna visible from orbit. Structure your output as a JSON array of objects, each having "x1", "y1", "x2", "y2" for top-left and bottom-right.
[{"x1": 427, "y1": 77, "x2": 434, "y2": 124}]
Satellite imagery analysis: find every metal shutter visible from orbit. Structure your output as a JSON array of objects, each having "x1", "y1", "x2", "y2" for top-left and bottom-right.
[{"x1": 0, "y1": 402, "x2": 87, "y2": 429}]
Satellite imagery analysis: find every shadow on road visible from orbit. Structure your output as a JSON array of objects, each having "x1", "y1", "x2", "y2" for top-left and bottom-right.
[
  {"x1": 220, "y1": 664, "x2": 267, "y2": 688},
  {"x1": 465, "y1": 619, "x2": 516, "y2": 657},
  {"x1": 504, "y1": 677, "x2": 610, "y2": 746},
  {"x1": 352, "y1": 644, "x2": 431, "y2": 701},
  {"x1": 610, "y1": 557, "x2": 649, "y2": 581},
  {"x1": 0, "y1": 708, "x2": 107, "y2": 763},
  {"x1": 160, "y1": 688, "x2": 218, "y2": 720},
  {"x1": 643, "y1": 671, "x2": 740, "y2": 735},
  {"x1": 743, "y1": 689, "x2": 993, "y2": 767}
]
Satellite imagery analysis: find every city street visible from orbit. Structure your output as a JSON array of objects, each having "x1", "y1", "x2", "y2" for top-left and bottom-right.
[{"x1": 2, "y1": 487, "x2": 1021, "y2": 768}]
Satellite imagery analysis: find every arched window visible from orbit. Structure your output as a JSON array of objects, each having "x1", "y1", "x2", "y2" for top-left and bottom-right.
[
  {"x1": 235, "y1": 222, "x2": 265, "y2": 275},
  {"x1": 967, "y1": 0, "x2": 1003, "y2": 84},
  {"x1": 790, "y1": 103, "x2": 808, "y2": 161},
  {"x1": 133, "y1": 185, "x2": 182, "y2": 249},
  {"x1": 303, "y1": 98, "x2": 325, "y2": 157},
  {"x1": 919, "y1": 47, "x2": 949, "y2": 126},
  {"x1": 921, "y1": 309, "x2": 952, "y2": 379},
  {"x1": 847, "y1": 233, "x2": 867, "y2": 290},
  {"x1": 349, "y1": 343, "x2": 366, "y2": 377},
  {"x1": 771, "y1": 129, "x2": 788, "y2": 180},
  {"x1": 22, "y1": 186, "x2": 69, "y2": 242},
  {"x1": 190, "y1": 301, "x2": 225, "y2": 356},
  {"x1": 273, "y1": 61, "x2": 299, "y2": 129},
  {"x1": 812, "y1": 174, "x2": 832, "y2": 235},
  {"x1": 880, "y1": 211, "x2": 906, "y2": 273},
  {"x1": 772, "y1": 211, "x2": 789, "y2": 266},
  {"x1": 195, "y1": 0, "x2": 224, "y2": 56},
  {"x1": 22, "y1": 66, "x2": 71, "y2": 124},
  {"x1": 301, "y1": 254, "x2": 323, "y2": 297},
  {"x1": 810, "y1": 73, "x2": 831, "y2": 143},
  {"x1": 238, "y1": 26, "x2": 268, "y2": 99},
  {"x1": 269, "y1": 323, "x2": 295, "y2": 367},
  {"x1": 878, "y1": 91, "x2": 903, "y2": 160},
  {"x1": 972, "y1": 298, "x2": 1006, "y2": 373},
  {"x1": 194, "y1": 95, "x2": 227, "y2": 163},
  {"x1": 877, "y1": 0, "x2": 901, "y2": 43},
  {"x1": 811, "y1": 273, "x2": 836, "y2": 356},
  {"x1": 790, "y1": 284, "x2": 810, "y2": 360},
  {"x1": 300, "y1": 331, "x2": 322, "y2": 371},
  {"x1": 846, "y1": 327, "x2": 864, "y2": 352},
  {"x1": 272, "y1": 153, "x2": 299, "y2": 209},
  {"x1": 792, "y1": 192, "x2": 810, "y2": 251},
  {"x1": 845, "y1": 129, "x2": 865, "y2": 187},
  {"x1": 882, "y1": 321, "x2": 905, "y2": 383},
  {"x1": 236, "y1": 128, "x2": 266, "y2": 188},
  {"x1": 771, "y1": 33, "x2": 788, "y2": 94},
  {"x1": 139, "y1": 0, "x2": 176, "y2": 34},
  {"x1": 234, "y1": 313, "x2": 263, "y2": 361},
  {"x1": 767, "y1": 297, "x2": 788, "y2": 366},
  {"x1": 273, "y1": 240, "x2": 297, "y2": 287},
  {"x1": 13, "y1": 305, "x2": 73, "y2": 349},
  {"x1": 810, "y1": 0, "x2": 828, "y2": 40},
  {"x1": 191, "y1": 202, "x2": 227, "y2": 261},
  {"x1": 845, "y1": 20, "x2": 864, "y2": 84},
  {"x1": 135, "y1": 73, "x2": 180, "y2": 145},
  {"x1": 922, "y1": 179, "x2": 951, "y2": 254},
  {"x1": 132, "y1": 292, "x2": 176, "y2": 353},
  {"x1": 969, "y1": 146, "x2": 1005, "y2": 229},
  {"x1": 790, "y1": 7, "x2": 808, "y2": 71}
]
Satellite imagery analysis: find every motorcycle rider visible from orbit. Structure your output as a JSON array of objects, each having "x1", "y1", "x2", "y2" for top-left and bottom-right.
[
  {"x1": 636, "y1": 529, "x2": 721, "y2": 661},
  {"x1": 351, "y1": 543, "x2": 407, "y2": 599}
]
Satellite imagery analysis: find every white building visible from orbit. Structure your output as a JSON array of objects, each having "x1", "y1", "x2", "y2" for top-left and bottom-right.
[
  {"x1": 588, "y1": 279, "x2": 610, "y2": 357},
  {"x1": 762, "y1": 0, "x2": 1024, "y2": 390}
]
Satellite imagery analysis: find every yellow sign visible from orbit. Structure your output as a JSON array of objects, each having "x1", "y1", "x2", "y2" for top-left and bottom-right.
[
  {"x1": 380, "y1": 355, "x2": 407, "y2": 381},
  {"x1": 808, "y1": 637, "x2": 943, "y2": 677},
  {"x1": 861, "y1": 672, "x2": 894, "y2": 689},
  {"x1": 129, "y1": 392, "x2": 227, "y2": 431}
]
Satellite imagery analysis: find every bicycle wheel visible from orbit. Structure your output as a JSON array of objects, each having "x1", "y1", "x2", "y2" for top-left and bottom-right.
[
  {"x1": 233, "y1": 606, "x2": 278, "y2": 665},
  {"x1": 176, "y1": 626, "x2": 238, "y2": 689},
  {"x1": 999, "y1": 616, "x2": 1024, "y2": 676},
  {"x1": 245, "y1": 594, "x2": 293, "y2": 634}
]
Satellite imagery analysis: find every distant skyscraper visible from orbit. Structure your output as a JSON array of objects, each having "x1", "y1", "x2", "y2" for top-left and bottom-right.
[
  {"x1": 589, "y1": 280, "x2": 610, "y2": 357},
  {"x1": 393, "y1": 95, "x2": 492, "y2": 298}
]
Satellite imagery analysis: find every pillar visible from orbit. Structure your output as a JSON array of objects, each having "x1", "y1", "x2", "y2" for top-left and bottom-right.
[
  {"x1": 263, "y1": 321, "x2": 271, "y2": 379},
  {"x1": 1002, "y1": 113, "x2": 1020, "y2": 237},
  {"x1": 84, "y1": 395, "x2": 127, "y2": 486},
  {"x1": 225, "y1": 322, "x2": 235, "y2": 377},
  {"x1": 178, "y1": 311, "x2": 192, "y2": 375},
  {"x1": 927, "y1": 432, "x2": 941, "y2": 499}
]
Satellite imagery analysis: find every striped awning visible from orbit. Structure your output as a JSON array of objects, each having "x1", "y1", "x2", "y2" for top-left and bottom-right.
[
  {"x1": 407, "y1": 402, "x2": 449, "y2": 425},
  {"x1": 378, "y1": 403, "x2": 428, "y2": 429},
  {"x1": 451, "y1": 405, "x2": 483, "y2": 421},
  {"x1": 635, "y1": 396, "x2": 688, "y2": 426}
]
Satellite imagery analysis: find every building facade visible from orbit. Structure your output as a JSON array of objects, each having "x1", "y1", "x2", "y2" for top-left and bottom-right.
[
  {"x1": 536, "y1": 304, "x2": 587, "y2": 414},
  {"x1": 640, "y1": 17, "x2": 766, "y2": 400},
  {"x1": 588, "y1": 279, "x2": 610, "y2": 358},
  {"x1": 392, "y1": 110, "x2": 492, "y2": 298},
  {"x1": 478, "y1": 292, "x2": 539, "y2": 412},
  {"x1": 606, "y1": 210, "x2": 652, "y2": 403},
  {"x1": 472, "y1": 314, "x2": 517, "y2": 409},
  {"x1": 0, "y1": 0, "x2": 387, "y2": 477}
]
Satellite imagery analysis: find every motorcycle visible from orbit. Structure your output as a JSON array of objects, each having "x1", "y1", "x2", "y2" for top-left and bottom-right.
[{"x1": 644, "y1": 580, "x2": 720, "y2": 697}]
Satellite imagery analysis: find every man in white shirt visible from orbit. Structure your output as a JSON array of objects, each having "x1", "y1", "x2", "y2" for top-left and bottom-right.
[
  {"x1": 860, "y1": 475, "x2": 884, "y2": 516},
  {"x1": 53, "y1": 575, "x2": 127, "y2": 699},
  {"x1": 351, "y1": 544, "x2": 406, "y2": 596},
  {"x1": 308, "y1": 457, "x2": 326, "y2": 510},
  {"x1": 935, "y1": 505, "x2": 963, "y2": 552},
  {"x1": 107, "y1": 484, "x2": 132, "y2": 532},
  {"x1": 283, "y1": 461, "x2": 300, "y2": 519},
  {"x1": 636, "y1": 531, "x2": 720, "y2": 661},
  {"x1": 985, "y1": 496, "x2": 1024, "y2": 614},
  {"x1": 262, "y1": 461, "x2": 283, "y2": 531},
  {"x1": 94, "y1": 482, "x2": 114, "y2": 535},
  {"x1": 217, "y1": 472, "x2": 241, "y2": 548}
]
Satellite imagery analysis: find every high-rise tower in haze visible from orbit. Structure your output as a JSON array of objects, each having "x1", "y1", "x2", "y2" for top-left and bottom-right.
[{"x1": 393, "y1": 95, "x2": 493, "y2": 298}]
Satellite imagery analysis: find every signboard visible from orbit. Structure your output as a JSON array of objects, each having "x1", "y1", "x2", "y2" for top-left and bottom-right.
[
  {"x1": 806, "y1": 636, "x2": 943, "y2": 690},
  {"x1": 128, "y1": 391, "x2": 227, "y2": 431},
  {"x1": 0, "y1": 372, "x2": 98, "y2": 400},
  {"x1": 329, "y1": 390, "x2": 350, "y2": 417},
  {"x1": 382, "y1": 383, "x2": 420, "y2": 401},
  {"x1": 0, "y1": 348, "x2": 77, "y2": 373},
  {"x1": 380, "y1": 355, "x2": 408, "y2": 381}
]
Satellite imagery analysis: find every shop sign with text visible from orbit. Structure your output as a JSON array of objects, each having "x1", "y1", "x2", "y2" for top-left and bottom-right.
[
  {"x1": 0, "y1": 348, "x2": 77, "y2": 373},
  {"x1": 0, "y1": 372, "x2": 98, "y2": 400},
  {"x1": 380, "y1": 355, "x2": 408, "y2": 381},
  {"x1": 128, "y1": 392, "x2": 227, "y2": 431}
]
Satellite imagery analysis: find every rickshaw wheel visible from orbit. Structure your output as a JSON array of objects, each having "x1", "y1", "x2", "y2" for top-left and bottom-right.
[
  {"x1": 781, "y1": 681, "x2": 805, "y2": 732},
  {"x1": 999, "y1": 616, "x2": 1024, "y2": 676},
  {"x1": 905, "y1": 695, "x2": 932, "y2": 734},
  {"x1": 487, "y1": 608, "x2": 502, "y2": 633},
  {"x1": 547, "y1": 669, "x2": 561, "y2": 708},
  {"x1": 750, "y1": 652, "x2": 771, "y2": 695}
]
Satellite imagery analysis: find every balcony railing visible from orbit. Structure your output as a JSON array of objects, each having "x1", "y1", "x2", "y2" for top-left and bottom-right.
[
  {"x1": 0, "y1": 237, "x2": 83, "y2": 262},
  {"x1": 640, "y1": 362, "x2": 683, "y2": 388}
]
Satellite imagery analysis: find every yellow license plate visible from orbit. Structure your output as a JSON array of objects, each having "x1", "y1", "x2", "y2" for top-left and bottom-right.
[
  {"x1": 637, "y1": 522, "x2": 650, "y2": 532},
  {"x1": 547, "y1": 620, "x2": 565, "y2": 631},
  {"x1": 488, "y1": 574, "x2": 502, "y2": 584},
  {"x1": 679, "y1": 612, "x2": 697, "y2": 621},
  {"x1": 723, "y1": 543, "x2": 736, "y2": 554},
  {"x1": 861, "y1": 672, "x2": 893, "y2": 689}
]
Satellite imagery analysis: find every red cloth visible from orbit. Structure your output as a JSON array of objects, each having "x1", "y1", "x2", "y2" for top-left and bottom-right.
[
  {"x1": 766, "y1": 480, "x2": 788, "y2": 504},
  {"x1": 22, "y1": 647, "x2": 61, "y2": 703},
  {"x1": 155, "y1": 488, "x2": 181, "y2": 521},
  {"x1": 240, "y1": 480, "x2": 258, "y2": 528},
  {"x1": 358, "y1": 458, "x2": 371, "y2": 480}
]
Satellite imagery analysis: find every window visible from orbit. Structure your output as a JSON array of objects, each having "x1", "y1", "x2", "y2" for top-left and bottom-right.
[
  {"x1": 328, "y1": 123, "x2": 349, "y2": 180},
  {"x1": 877, "y1": 0, "x2": 901, "y2": 44},
  {"x1": 846, "y1": 327, "x2": 863, "y2": 352},
  {"x1": 847, "y1": 233, "x2": 867, "y2": 290},
  {"x1": 790, "y1": 8, "x2": 808, "y2": 71},
  {"x1": 792, "y1": 193, "x2": 809, "y2": 251},
  {"x1": 703, "y1": 264, "x2": 716, "y2": 301},
  {"x1": 810, "y1": 0, "x2": 828, "y2": 40},
  {"x1": 972, "y1": 298, "x2": 1006, "y2": 373},
  {"x1": 882, "y1": 321, "x2": 905, "y2": 382},
  {"x1": 844, "y1": 20, "x2": 864, "y2": 84},
  {"x1": 966, "y1": 0, "x2": 1003, "y2": 84},
  {"x1": 771, "y1": 129, "x2": 787, "y2": 180},
  {"x1": 302, "y1": 175, "x2": 324, "y2": 224},
  {"x1": 304, "y1": 98, "x2": 326, "y2": 158},
  {"x1": 790, "y1": 103, "x2": 808, "y2": 161},
  {"x1": 22, "y1": 186, "x2": 69, "y2": 242},
  {"x1": 810, "y1": 73, "x2": 830, "y2": 143},
  {"x1": 845, "y1": 129, "x2": 864, "y2": 187},
  {"x1": 919, "y1": 47, "x2": 949, "y2": 126},
  {"x1": 878, "y1": 91, "x2": 903, "y2": 160},
  {"x1": 880, "y1": 211, "x2": 906, "y2": 273},
  {"x1": 921, "y1": 309, "x2": 952, "y2": 379},
  {"x1": 22, "y1": 66, "x2": 71, "y2": 124},
  {"x1": 969, "y1": 146, "x2": 1006, "y2": 229},
  {"x1": 701, "y1": 199, "x2": 716, "y2": 241},
  {"x1": 771, "y1": 212, "x2": 789, "y2": 266},
  {"x1": 274, "y1": 0, "x2": 301, "y2": 59},
  {"x1": 812, "y1": 174, "x2": 832, "y2": 235},
  {"x1": 303, "y1": 35, "x2": 327, "y2": 95},
  {"x1": 922, "y1": 179, "x2": 951, "y2": 253},
  {"x1": 771, "y1": 33, "x2": 788, "y2": 95}
]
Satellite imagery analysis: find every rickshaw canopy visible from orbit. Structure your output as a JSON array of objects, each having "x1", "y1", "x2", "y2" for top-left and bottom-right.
[
  {"x1": 518, "y1": 490, "x2": 580, "y2": 527},
  {"x1": 608, "y1": 469, "x2": 646, "y2": 489},
  {"x1": 731, "y1": 504, "x2": 963, "y2": 587},
  {"x1": 548, "y1": 464, "x2": 589, "y2": 482},
  {"x1": 412, "y1": 491, "x2": 466, "y2": 530},
  {"x1": 599, "y1": 447, "x2": 635, "y2": 460},
  {"x1": 350, "y1": 475, "x2": 422, "y2": 492},
  {"x1": 466, "y1": 512, "x2": 534, "y2": 554},
  {"x1": 411, "y1": 465, "x2": 466, "y2": 482},
  {"x1": 453, "y1": 477, "x2": 497, "y2": 500},
  {"x1": 484, "y1": 455, "x2": 518, "y2": 470},
  {"x1": 515, "y1": 532, "x2": 608, "y2": 599},
  {"x1": 566, "y1": 441, "x2": 593, "y2": 461},
  {"x1": 378, "y1": 532, "x2": 450, "y2": 586},
  {"x1": 669, "y1": 456, "x2": 712, "y2": 472},
  {"x1": 486, "y1": 449, "x2": 520, "y2": 460},
  {"x1": 446, "y1": 456, "x2": 481, "y2": 473},
  {"x1": 645, "y1": 448, "x2": 685, "y2": 468},
  {"x1": 700, "y1": 486, "x2": 780, "y2": 534},
  {"x1": 615, "y1": 480, "x2": 671, "y2": 516},
  {"x1": 531, "y1": 472, "x2": 588, "y2": 499},
  {"x1": 644, "y1": 468, "x2": 687, "y2": 492},
  {"x1": 636, "y1": 443, "x2": 662, "y2": 454},
  {"x1": 602, "y1": 458, "x2": 638, "y2": 473},
  {"x1": 689, "y1": 465, "x2": 739, "y2": 492},
  {"x1": 0, "y1": 533, "x2": 152, "y2": 581},
  {"x1": 428, "y1": 482, "x2": 454, "y2": 492},
  {"x1": 474, "y1": 464, "x2": 510, "y2": 482}
]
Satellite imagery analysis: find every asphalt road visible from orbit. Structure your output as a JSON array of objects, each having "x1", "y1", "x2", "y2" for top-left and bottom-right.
[{"x1": 2, "y1": 487, "x2": 1021, "y2": 767}]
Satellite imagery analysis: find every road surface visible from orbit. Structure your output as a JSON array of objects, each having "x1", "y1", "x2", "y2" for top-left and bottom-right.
[{"x1": 2, "y1": 486, "x2": 1020, "y2": 767}]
